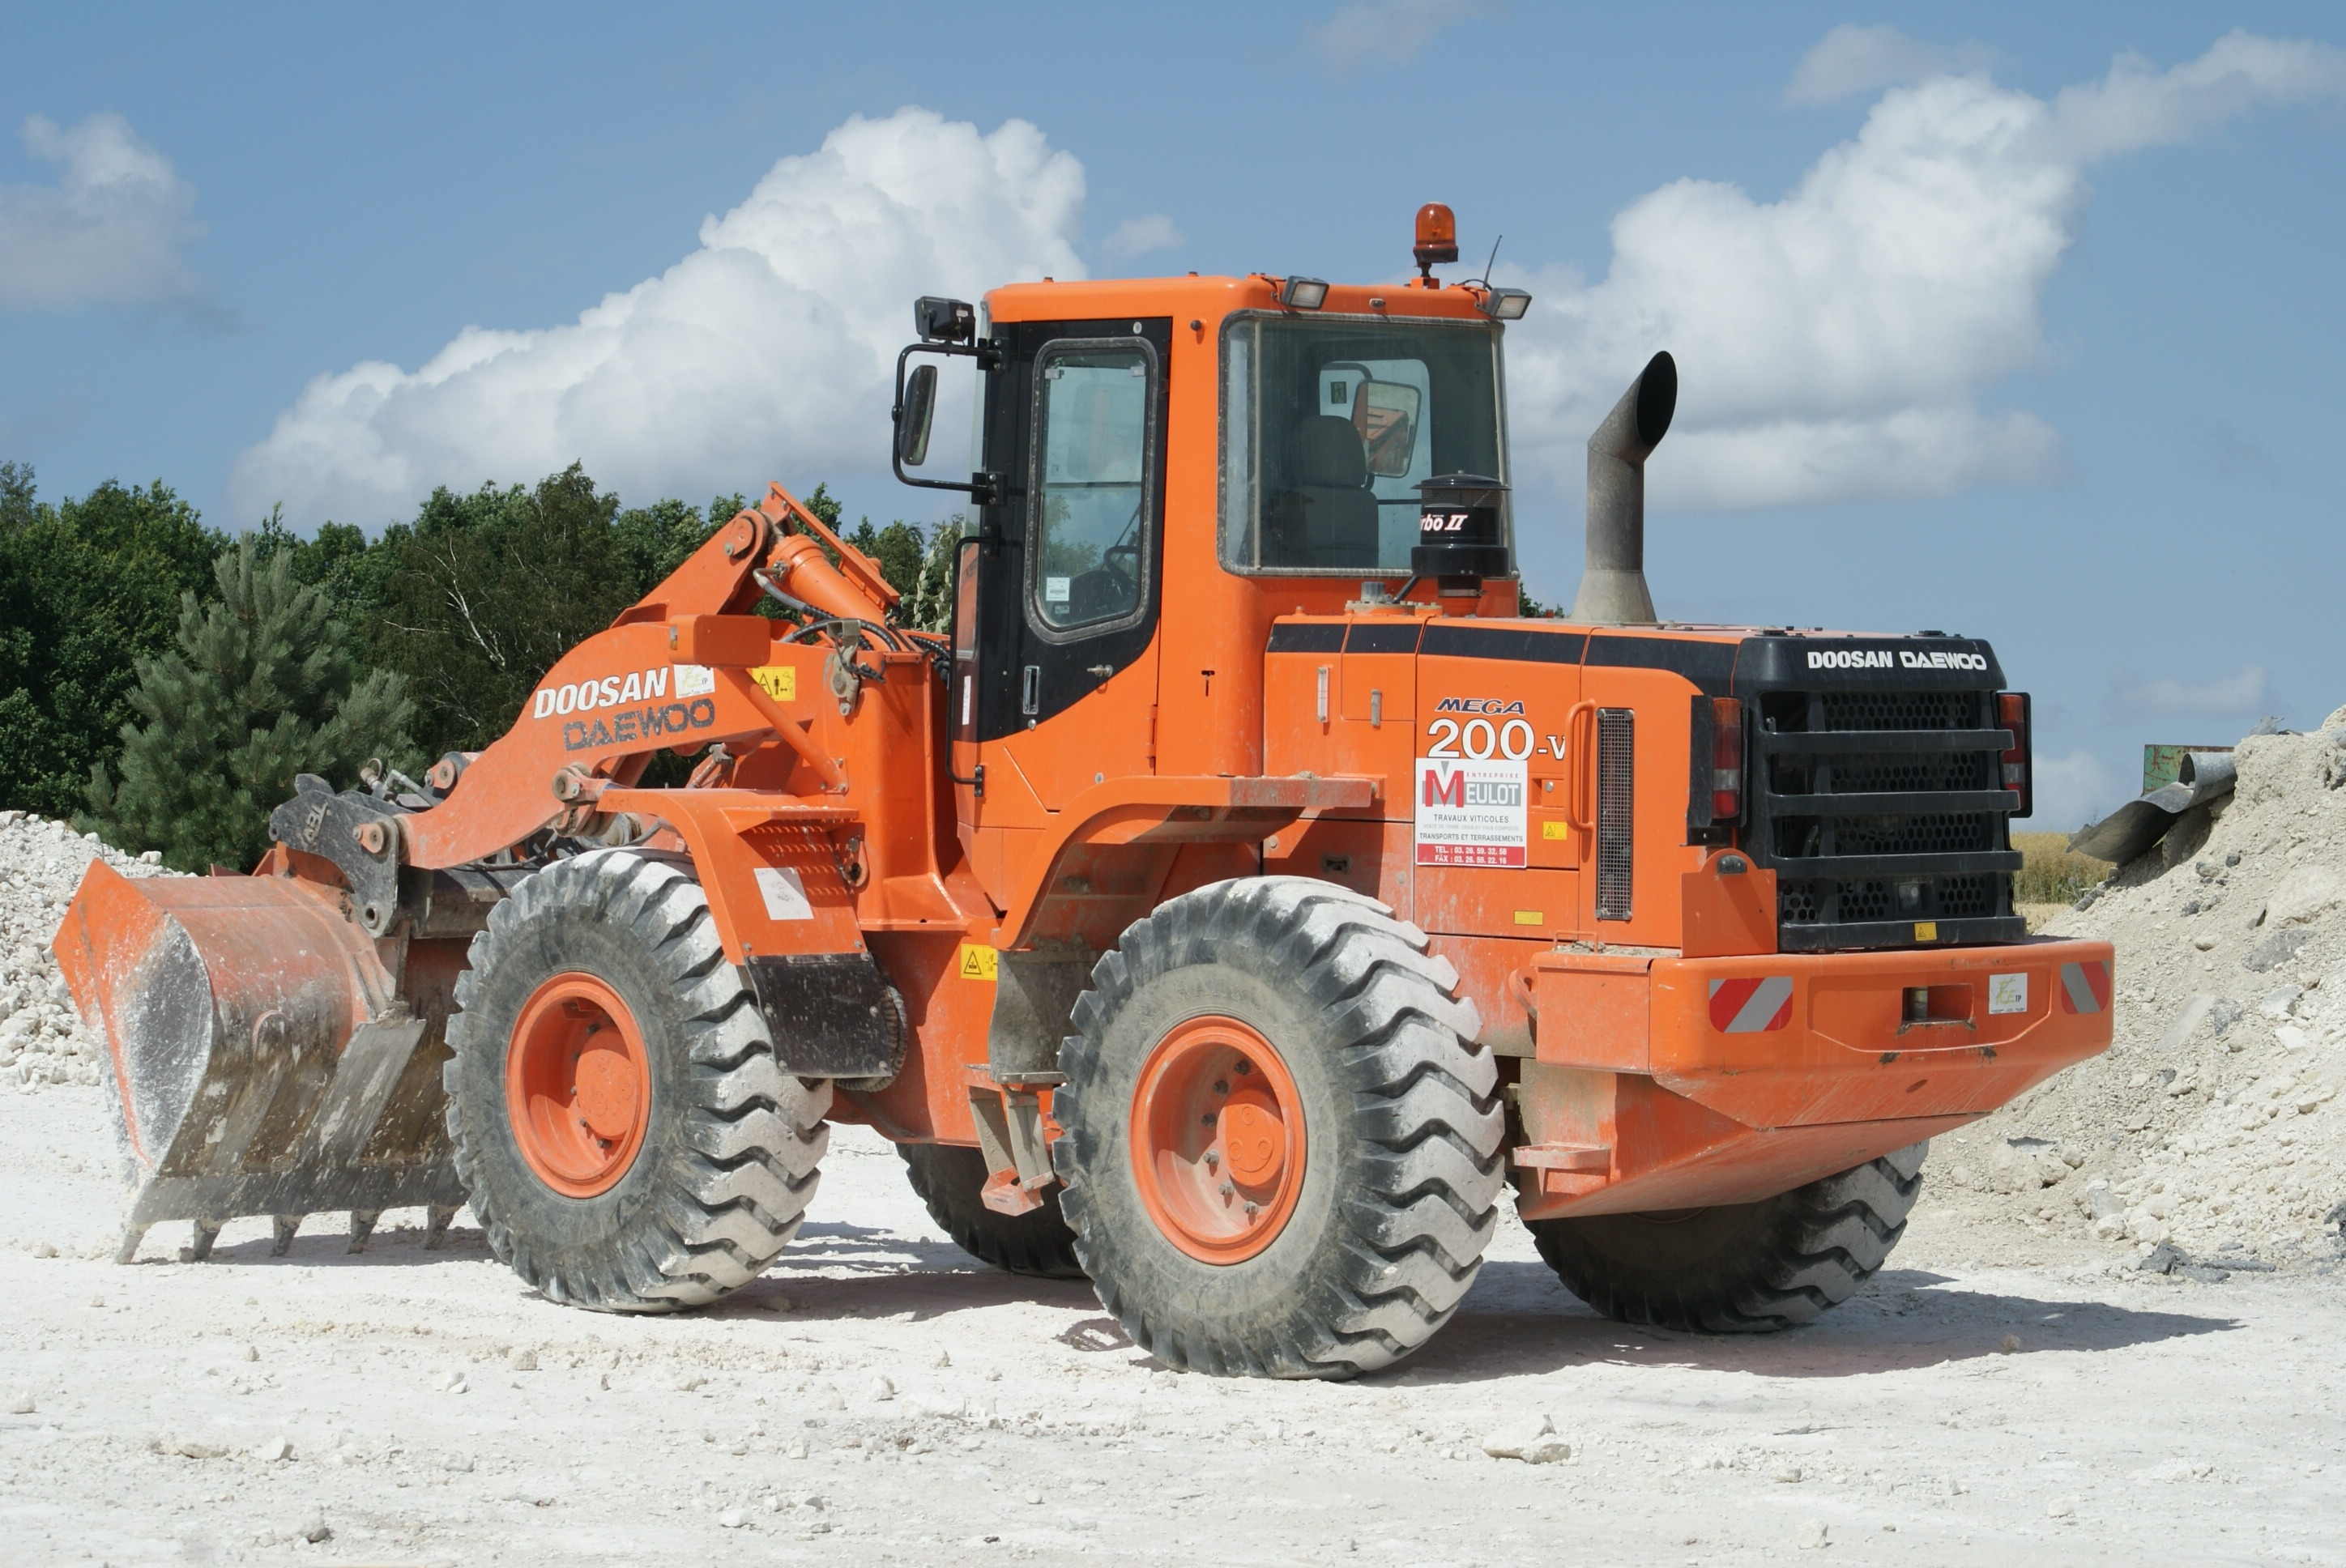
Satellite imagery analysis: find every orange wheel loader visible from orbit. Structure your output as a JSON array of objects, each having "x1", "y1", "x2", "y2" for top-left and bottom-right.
[{"x1": 55, "y1": 205, "x2": 2112, "y2": 1377}]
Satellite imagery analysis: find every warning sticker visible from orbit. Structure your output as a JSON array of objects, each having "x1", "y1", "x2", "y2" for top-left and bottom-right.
[
  {"x1": 753, "y1": 866, "x2": 813, "y2": 922},
  {"x1": 958, "y1": 943, "x2": 999, "y2": 982},
  {"x1": 1414, "y1": 756, "x2": 1528, "y2": 867},
  {"x1": 749, "y1": 664, "x2": 797, "y2": 702}
]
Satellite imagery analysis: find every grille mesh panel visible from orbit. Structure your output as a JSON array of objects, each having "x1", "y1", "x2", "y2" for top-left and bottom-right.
[
  {"x1": 1760, "y1": 684, "x2": 2013, "y2": 944},
  {"x1": 1596, "y1": 709, "x2": 1634, "y2": 921},
  {"x1": 1817, "y1": 690, "x2": 1979, "y2": 731}
]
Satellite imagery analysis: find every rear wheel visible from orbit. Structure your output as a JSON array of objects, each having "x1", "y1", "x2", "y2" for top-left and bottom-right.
[
  {"x1": 899, "y1": 1143, "x2": 1085, "y2": 1279},
  {"x1": 1526, "y1": 1143, "x2": 1928, "y2": 1332},
  {"x1": 1055, "y1": 878, "x2": 1504, "y2": 1378},
  {"x1": 444, "y1": 849, "x2": 829, "y2": 1311}
]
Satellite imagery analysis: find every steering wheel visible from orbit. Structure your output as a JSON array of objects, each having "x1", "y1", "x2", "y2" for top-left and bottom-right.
[{"x1": 1099, "y1": 500, "x2": 1143, "y2": 586}]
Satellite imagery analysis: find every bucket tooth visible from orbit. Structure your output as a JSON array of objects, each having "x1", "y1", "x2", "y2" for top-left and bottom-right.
[
  {"x1": 348, "y1": 1209, "x2": 381, "y2": 1254},
  {"x1": 114, "y1": 1225, "x2": 148, "y2": 1265},
  {"x1": 181, "y1": 1218, "x2": 222, "y2": 1263},
  {"x1": 423, "y1": 1204, "x2": 458, "y2": 1251},
  {"x1": 271, "y1": 1214, "x2": 303, "y2": 1257}
]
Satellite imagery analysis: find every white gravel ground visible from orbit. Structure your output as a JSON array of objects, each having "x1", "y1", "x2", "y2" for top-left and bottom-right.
[{"x1": 5, "y1": 1080, "x2": 2342, "y2": 1566}]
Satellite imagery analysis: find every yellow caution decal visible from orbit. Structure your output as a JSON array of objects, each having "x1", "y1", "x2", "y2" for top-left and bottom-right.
[
  {"x1": 958, "y1": 944, "x2": 999, "y2": 982},
  {"x1": 750, "y1": 665, "x2": 797, "y2": 702}
]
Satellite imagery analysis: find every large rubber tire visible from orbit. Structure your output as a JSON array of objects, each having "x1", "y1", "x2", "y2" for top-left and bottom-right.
[
  {"x1": 899, "y1": 1143, "x2": 1086, "y2": 1280},
  {"x1": 444, "y1": 849, "x2": 830, "y2": 1311},
  {"x1": 1055, "y1": 877, "x2": 1505, "y2": 1378},
  {"x1": 1527, "y1": 1142, "x2": 1929, "y2": 1332}
]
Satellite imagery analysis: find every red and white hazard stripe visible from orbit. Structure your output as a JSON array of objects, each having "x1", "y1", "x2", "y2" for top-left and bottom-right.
[
  {"x1": 1708, "y1": 976, "x2": 1794, "y2": 1033},
  {"x1": 2058, "y1": 960, "x2": 2112, "y2": 1015}
]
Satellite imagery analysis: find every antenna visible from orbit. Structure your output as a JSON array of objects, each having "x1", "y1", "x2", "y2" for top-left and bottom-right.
[{"x1": 1469, "y1": 234, "x2": 1503, "y2": 288}]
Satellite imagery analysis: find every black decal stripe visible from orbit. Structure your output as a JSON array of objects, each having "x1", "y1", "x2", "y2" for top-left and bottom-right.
[
  {"x1": 1265, "y1": 623, "x2": 1345, "y2": 654},
  {"x1": 1421, "y1": 623, "x2": 1586, "y2": 663},
  {"x1": 1344, "y1": 623, "x2": 1423, "y2": 654},
  {"x1": 1586, "y1": 634, "x2": 1737, "y2": 692}
]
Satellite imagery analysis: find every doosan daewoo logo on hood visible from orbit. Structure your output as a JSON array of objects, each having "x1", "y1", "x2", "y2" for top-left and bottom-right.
[{"x1": 1806, "y1": 647, "x2": 1988, "y2": 672}]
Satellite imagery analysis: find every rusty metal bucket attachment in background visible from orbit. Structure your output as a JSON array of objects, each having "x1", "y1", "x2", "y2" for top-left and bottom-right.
[{"x1": 51, "y1": 860, "x2": 462, "y2": 1263}]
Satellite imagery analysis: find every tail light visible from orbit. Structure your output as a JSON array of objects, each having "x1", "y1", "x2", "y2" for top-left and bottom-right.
[
  {"x1": 1710, "y1": 697, "x2": 1744, "y2": 822},
  {"x1": 1997, "y1": 691, "x2": 2032, "y2": 817}
]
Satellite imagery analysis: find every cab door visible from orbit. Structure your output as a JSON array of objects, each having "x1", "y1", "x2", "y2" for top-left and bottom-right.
[{"x1": 950, "y1": 317, "x2": 1169, "y2": 887}]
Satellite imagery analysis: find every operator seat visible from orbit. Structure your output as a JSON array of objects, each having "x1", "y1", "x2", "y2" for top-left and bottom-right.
[{"x1": 1270, "y1": 415, "x2": 1380, "y2": 569}]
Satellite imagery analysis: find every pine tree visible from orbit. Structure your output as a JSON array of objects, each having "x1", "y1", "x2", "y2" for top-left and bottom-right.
[{"x1": 84, "y1": 538, "x2": 416, "y2": 871}]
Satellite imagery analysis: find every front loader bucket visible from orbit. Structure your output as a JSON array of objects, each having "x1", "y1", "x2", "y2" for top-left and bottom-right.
[{"x1": 52, "y1": 861, "x2": 462, "y2": 1262}]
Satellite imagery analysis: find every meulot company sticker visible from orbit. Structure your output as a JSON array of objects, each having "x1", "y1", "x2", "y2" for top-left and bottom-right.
[
  {"x1": 1414, "y1": 756, "x2": 1528, "y2": 867},
  {"x1": 1988, "y1": 973, "x2": 2028, "y2": 1015}
]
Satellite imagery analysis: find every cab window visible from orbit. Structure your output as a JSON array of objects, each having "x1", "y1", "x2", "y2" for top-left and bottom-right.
[
  {"x1": 1028, "y1": 339, "x2": 1156, "y2": 633},
  {"x1": 1219, "y1": 313, "x2": 1507, "y2": 575}
]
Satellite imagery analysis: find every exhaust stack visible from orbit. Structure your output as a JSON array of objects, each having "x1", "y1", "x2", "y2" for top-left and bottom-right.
[{"x1": 1570, "y1": 350, "x2": 1677, "y2": 625}]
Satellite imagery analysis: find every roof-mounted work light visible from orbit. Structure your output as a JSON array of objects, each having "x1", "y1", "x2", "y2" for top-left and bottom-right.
[
  {"x1": 1478, "y1": 287, "x2": 1532, "y2": 321},
  {"x1": 915, "y1": 296, "x2": 975, "y2": 343},
  {"x1": 1279, "y1": 275, "x2": 1329, "y2": 310}
]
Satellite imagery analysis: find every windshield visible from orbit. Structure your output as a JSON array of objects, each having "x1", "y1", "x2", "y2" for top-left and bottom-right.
[{"x1": 1220, "y1": 312, "x2": 1508, "y2": 575}]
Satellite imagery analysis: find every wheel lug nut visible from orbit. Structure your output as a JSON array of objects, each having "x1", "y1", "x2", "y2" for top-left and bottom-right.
[
  {"x1": 1243, "y1": 1200, "x2": 1259, "y2": 1216},
  {"x1": 1201, "y1": 1113, "x2": 1216, "y2": 1126},
  {"x1": 1205, "y1": 1150, "x2": 1219, "y2": 1168},
  {"x1": 1219, "y1": 1181, "x2": 1235, "y2": 1198},
  {"x1": 1213, "y1": 1080, "x2": 1228, "y2": 1095}
]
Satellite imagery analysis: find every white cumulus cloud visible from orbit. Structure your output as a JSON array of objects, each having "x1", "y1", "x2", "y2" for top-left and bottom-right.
[
  {"x1": 1504, "y1": 29, "x2": 2346, "y2": 513},
  {"x1": 0, "y1": 113, "x2": 214, "y2": 316},
  {"x1": 232, "y1": 109, "x2": 1086, "y2": 527},
  {"x1": 1307, "y1": 0, "x2": 1492, "y2": 76},
  {"x1": 1785, "y1": 23, "x2": 1994, "y2": 106},
  {"x1": 1101, "y1": 213, "x2": 1184, "y2": 262}
]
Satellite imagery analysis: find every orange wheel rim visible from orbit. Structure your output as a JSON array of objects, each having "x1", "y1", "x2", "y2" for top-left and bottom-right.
[
  {"x1": 506, "y1": 973, "x2": 650, "y2": 1198},
  {"x1": 1130, "y1": 1015, "x2": 1306, "y2": 1263}
]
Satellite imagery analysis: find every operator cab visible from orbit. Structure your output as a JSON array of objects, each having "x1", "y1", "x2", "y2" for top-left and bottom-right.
[{"x1": 887, "y1": 203, "x2": 1533, "y2": 819}]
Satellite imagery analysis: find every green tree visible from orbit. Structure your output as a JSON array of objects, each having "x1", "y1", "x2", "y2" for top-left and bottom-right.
[
  {"x1": 614, "y1": 496, "x2": 741, "y2": 594},
  {"x1": 366, "y1": 464, "x2": 640, "y2": 756},
  {"x1": 0, "y1": 467, "x2": 227, "y2": 817},
  {"x1": 904, "y1": 514, "x2": 965, "y2": 633},
  {"x1": 84, "y1": 538, "x2": 416, "y2": 871},
  {"x1": 846, "y1": 518, "x2": 929, "y2": 603}
]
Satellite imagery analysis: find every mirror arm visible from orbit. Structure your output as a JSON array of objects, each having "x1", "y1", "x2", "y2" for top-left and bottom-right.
[{"x1": 893, "y1": 341, "x2": 1005, "y2": 504}]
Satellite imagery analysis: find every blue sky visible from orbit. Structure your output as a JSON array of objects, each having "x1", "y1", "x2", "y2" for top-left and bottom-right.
[{"x1": 2, "y1": 2, "x2": 2341, "y2": 828}]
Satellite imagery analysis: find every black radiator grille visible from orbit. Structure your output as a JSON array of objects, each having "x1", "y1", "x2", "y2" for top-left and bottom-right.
[
  {"x1": 1750, "y1": 686, "x2": 2023, "y2": 950},
  {"x1": 1596, "y1": 708, "x2": 1635, "y2": 921}
]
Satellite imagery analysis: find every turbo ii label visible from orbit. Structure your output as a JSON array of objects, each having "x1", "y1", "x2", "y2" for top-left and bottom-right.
[{"x1": 1414, "y1": 756, "x2": 1528, "y2": 868}]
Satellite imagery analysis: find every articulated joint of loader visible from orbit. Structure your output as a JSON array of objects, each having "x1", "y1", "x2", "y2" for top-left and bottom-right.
[{"x1": 267, "y1": 775, "x2": 407, "y2": 936}]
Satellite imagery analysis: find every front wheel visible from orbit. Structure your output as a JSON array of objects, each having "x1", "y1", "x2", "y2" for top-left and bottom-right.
[
  {"x1": 443, "y1": 850, "x2": 830, "y2": 1311},
  {"x1": 1054, "y1": 878, "x2": 1505, "y2": 1378},
  {"x1": 1526, "y1": 1143, "x2": 1929, "y2": 1332}
]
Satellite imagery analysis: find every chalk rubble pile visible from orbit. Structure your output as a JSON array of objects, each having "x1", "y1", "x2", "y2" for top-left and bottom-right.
[
  {"x1": 0, "y1": 810, "x2": 170, "y2": 1092},
  {"x1": 1936, "y1": 706, "x2": 2346, "y2": 1266}
]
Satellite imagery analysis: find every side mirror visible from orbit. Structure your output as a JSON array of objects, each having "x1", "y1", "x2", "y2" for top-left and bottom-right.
[{"x1": 896, "y1": 362, "x2": 938, "y2": 467}]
